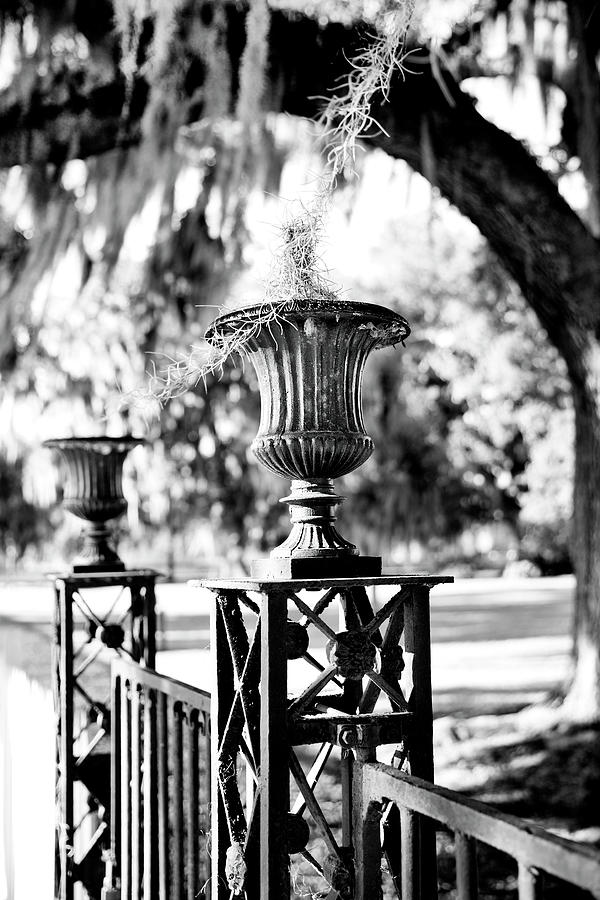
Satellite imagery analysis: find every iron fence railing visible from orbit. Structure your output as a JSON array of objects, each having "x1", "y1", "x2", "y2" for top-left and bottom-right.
[
  {"x1": 109, "y1": 659, "x2": 211, "y2": 900},
  {"x1": 360, "y1": 762, "x2": 600, "y2": 900},
  {"x1": 107, "y1": 665, "x2": 600, "y2": 899}
]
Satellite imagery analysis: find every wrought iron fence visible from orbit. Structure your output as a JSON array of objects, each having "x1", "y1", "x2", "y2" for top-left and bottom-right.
[
  {"x1": 109, "y1": 660, "x2": 211, "y2": 900},
  {"x1": 360, "y1": 762, "x2": 600, "y2": 900},
  {"x1": 107, "y1": 662, "x2": 600, "y2": 899}
]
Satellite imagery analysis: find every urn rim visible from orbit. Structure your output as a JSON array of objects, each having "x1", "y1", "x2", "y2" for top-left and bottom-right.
[
  {"x1": 43, "y1": 436, "x2": 146, "y2": 452},
  {"x1": 206, "y1": 298, "x2": 410, "y2": 348}
]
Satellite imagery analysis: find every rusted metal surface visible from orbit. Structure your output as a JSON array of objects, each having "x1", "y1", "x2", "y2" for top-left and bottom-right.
[
  {"x1": 110, "y1": 660, "x2": 211, "y2": 900},
  {"x1": 53, "y1": 571, "x2": 158, "y2": 900},
  {"x1": 201, "y1": 575, "x2": 447, "y2": 898},
  {"x1": 362, "y1": 764, "x2": 600, "y2": 898}
]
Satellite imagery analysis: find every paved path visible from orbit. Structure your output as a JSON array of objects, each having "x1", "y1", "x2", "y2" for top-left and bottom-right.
[{"x1": 0, "y1": 575, "x2": 574, "y2": 718}]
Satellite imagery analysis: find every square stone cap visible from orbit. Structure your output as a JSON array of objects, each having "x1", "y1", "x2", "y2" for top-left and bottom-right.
[
  {"x1": 191, "y1": 574, "x2": 454, "y2": 592},
  {"x1": 48, "y1": 569, "x2": 163, "y2": 586}
]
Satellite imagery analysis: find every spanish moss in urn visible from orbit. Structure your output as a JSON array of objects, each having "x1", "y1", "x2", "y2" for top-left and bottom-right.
[
  {"x1": 207, "y1": 299, "x2": 410, "y2": 578},
  {"x1": 44, "y1": 436, "x2": 144, "y2": 572}
]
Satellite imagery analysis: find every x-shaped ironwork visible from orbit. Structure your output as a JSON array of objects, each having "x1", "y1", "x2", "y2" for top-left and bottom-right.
[{"x1": 205, "y1": 576, "x2": 445, "y2": 900}]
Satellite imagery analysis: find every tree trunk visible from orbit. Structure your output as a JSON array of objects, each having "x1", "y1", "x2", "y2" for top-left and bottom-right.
[
  {"x1": 564, "y1": 353, "x2": 600, "y2": 718},
  {"x1": 566, "y1": 1, "x2": 600, "y2": 236}
]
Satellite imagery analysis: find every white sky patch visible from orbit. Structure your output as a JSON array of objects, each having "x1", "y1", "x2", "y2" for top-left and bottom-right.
[
  {"x1": 1, "y1": 168, "x2": 34, "y2": 236},
  {"x1": 558, "y1": 167, "x2": 590, "y2": 213},
  {"x1": 61, "y1": 159, "x2": 87, "y2": 195},
  {"x1": 417, "y1": 0, "x2": 477, "y2": 41},
  {"x1": 0, "y1": 25, "x2": 20, "y2": 92},
  {"x1": 121, "y1": 187, "x2": 163, "y2": 263},
  {"x1": 46, "y1": 242, "x2": 84, "y2": 309},
  {"x1": 173, "y1": 165, "x2": 203, "y2": 227},
  {"x1": 463, "y1": 75, "x2": 566, "y2": 153}
]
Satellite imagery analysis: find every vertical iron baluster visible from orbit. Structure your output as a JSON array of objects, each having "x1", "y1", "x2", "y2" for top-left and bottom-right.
[
  {"x1": 143, "y1": 687, "x2": 158, "y2": 899},
  {"x1": 340, "y1": 750, "x2": 353, "y2": 848},
  {"x1": 56, "y1": 581, "x2": 74, "y2": 900},
  {"x1": 142, "y1": 579, "x2": 157, "y2": 667},
  {"x1": 201, "y1": 712, "x2": 211, "y2": 889},
  {"x1": 353, "y1": 744, "x2": 382, "y2": 900},
  {"x1": 259, "y1": 590, "x2": 289, "y2": 900},
  {"x1": 110, "y1": 670, "x2": 122, "y2": 887},
  {"x1": 186, "y1": 708, "x2": 200, "y2": 900},
  {"x1": 400, "y1": 807, "x2": 420, "y2": 900},
  {"x1": 130, "y1": 683, "x2": 142, "y2": 900},
  {"x1": 405, "y1": 587, "x2": 437, "y2": 897},
  {"x1": 338, "y1": 588, "x2": 361, "y2": 854},
  {"x1": 120, "y1": 676, "x2": 132, "y2": 900},
  {"x1": 172, "y1": 702, "x2": 184, "y2": 900},
  {"x1": 455, "y1": 832, "x2": 478, "y2": 900},
  {"x1": 405, "y1": 586, "x2": 434, "y2": 779},
  {"x1": 58, "y1": 581, "x2": 75, "y2": 900},
  {"x1": 156, "y1": 691, "x2": 169, "y2": 900},
  {"x1": 518, "y1": 862, "x2": 543, "y2": 900}
]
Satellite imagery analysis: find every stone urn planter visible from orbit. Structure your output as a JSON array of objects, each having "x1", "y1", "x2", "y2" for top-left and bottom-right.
[
  {"x1": 206, "y1": 299, "x2": 410, "y2": 578},
  {"x1": 44, "y1": 436, "x2": 144, "y2": 572}
]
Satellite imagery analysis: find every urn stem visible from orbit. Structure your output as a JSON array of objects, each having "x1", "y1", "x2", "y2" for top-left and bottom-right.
[{"x1": 271, "y1": 479, "x2": 358, "y2": 559}]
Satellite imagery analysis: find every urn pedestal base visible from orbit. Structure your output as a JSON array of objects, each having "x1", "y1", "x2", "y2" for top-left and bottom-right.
[
  {"x1": 72, "y1": 523, "x2": 126, "y2": 573},
  {"x1": 250, "y1": 554, "x2": 382, "y2": 579},
  {"x1": 251, "y1": 477, "x2": 382, "y2": 579}
]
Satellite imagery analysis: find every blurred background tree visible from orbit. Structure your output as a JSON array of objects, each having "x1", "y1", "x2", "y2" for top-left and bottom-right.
[{"x1": 0, "y1": 0, "x2": 597, "y2": 715}]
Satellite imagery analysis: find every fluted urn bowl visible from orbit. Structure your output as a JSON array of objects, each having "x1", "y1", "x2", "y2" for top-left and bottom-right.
[
  {"x1": 207, "y1": 299, "x2": 410, "y2": 578},
  {"x1": 44, "y1": 436, "x2": 144, "y2": 572}
]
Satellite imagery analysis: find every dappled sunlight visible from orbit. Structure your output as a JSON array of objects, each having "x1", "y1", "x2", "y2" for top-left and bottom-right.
[{"x1": 1, "y1": 1, "x2": 599, "y2": 895}]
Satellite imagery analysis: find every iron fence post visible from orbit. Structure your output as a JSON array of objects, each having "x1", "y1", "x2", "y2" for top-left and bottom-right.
[
  {"x1": 349, "y1": 726, "x2": 383, "y2": 900},
  {"x1": 199, "y1": 575, "x2": 450, "y2": 899},
  {"x1": 210, "y1": 592, "x2": 235, "y2": 900},
  {"x1": 52, "y1": 570, "x2": 159, "y2": 900},
  {"x1": 405, "y1": 585, "x2": 437, "y2": 898},
  {"x1": 55, "y1": 579, "x2": 75, "y2": 900},
  {"x1": 259, "y1": 590, "x2": 290, "y2": 898}
]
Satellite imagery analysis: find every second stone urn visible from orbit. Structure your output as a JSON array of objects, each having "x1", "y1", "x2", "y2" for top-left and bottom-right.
[
  {"x1": 44, "y1": 436, "x2": 144, "y2": 572},
  {"x1": 206, "y1": 299, "x2": 410, "y2": 578}
]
